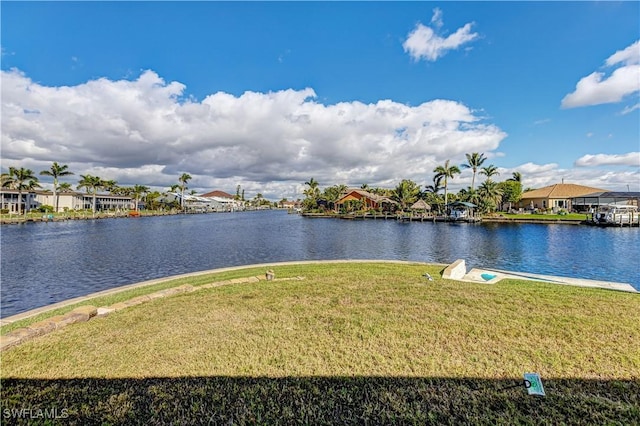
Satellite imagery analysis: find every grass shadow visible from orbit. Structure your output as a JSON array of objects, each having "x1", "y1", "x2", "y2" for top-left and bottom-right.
[{"x1": 1, "y1": 376, "x2": 638, "y2": 425}]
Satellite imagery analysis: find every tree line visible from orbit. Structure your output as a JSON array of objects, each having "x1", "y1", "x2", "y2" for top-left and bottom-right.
[
  {"x1": 302, "y1": 153, "x2": 524, "y2": 214},
  {"x1": 1, "y1": 163, "x2": 194, "y2": 215}
]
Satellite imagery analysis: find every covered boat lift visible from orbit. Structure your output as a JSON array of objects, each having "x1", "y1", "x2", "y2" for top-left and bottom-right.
[{"x1": 571, "y1": 191, "x2": 640, "y2": 212}]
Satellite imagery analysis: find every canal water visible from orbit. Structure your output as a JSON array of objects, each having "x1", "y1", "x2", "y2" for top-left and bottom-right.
[{"x1": 1, "y1": 210, "x2": 639, "y2": 317}]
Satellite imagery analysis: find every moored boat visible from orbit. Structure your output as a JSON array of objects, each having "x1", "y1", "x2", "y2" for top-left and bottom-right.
[{"x1": 592, "y1": 204, "x2": 639, "y2": 226}]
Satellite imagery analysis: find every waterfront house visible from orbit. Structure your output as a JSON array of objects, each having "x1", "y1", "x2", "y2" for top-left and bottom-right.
[
  {"x1": 1, "y1": 189, "x2": 133, "y2": 213},
  {"x1": 200, "y1": 190, "x2": 241, "y2": 211},
  {"x1": 518, "y1": 183, "x2": 607, "y2": 212},
  {"x1": 280, "y1": 200, "x2": 301, "y2": 209},
  {"x1": 0, "y1": 189, "x2": 39, "y2": 213},
  {"x1": 200, "y1": 190, "x2": 235, "y2": 200},
  {"x1": 335, "y1": 189, "x2": 397, "y2": 212}
]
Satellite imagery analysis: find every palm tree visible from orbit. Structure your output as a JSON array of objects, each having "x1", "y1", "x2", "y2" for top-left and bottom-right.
[
  {"x1": 478, "y1": 180, "x2": 504, "y2": 213},
  {"x1": 433, "y1": 160, "x2": 461, "y2": 209},
  {"x1": 424, "y1": 175, "x2": 443, "y2": 195},
  {"x1": 39, "y1": 162, "x2": 73, "y2": 213},
  {"x1": 102, "y1": 179, "x2": 119, "y2": 194},
  {"x1": 480, "y1": 165, "x2": 500, "y2": 182},
  {"x1": 57, "y1": 182, "x2": 74, "y2": 193},
  {"x1": 461, "y1": 152, "x2": 487, "y2": 191},
  {"x1": 323, "y1": 184, "x2": 348, "y2": 211},
  {"x1": 304, "y1": 178, "x2": 320, "y2": 193},
  {"x1": 145, "y1": 191, "x2": 162, "y2": 210},
  {"x1": 423, "y1": 175, "x2": 444, "y2": 210},
  {"x1": 77, "y1": 174, "x2": 104, "y2": 215},
  {"x1": 178, "y1": 173, "x2": 192, "y2": 211},
  {"x1": 131, "y1": 185, "x2": 150, "y2": 211},
  {"x1": 508, "y1": 171, "x2": 522, "y2": 183},
  {"x1": 1, "y1": 167, "x2": 40, "y2": 215},
  {"x1": 393, "y1": 179, "x2": 420, "y2": 211},
  {"x1": 303, "y1": 178, "x2": 321, "y2": 207}
]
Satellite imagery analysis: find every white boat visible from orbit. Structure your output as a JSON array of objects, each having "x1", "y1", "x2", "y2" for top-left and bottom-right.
[
  {"x1": 447, "y1": 201, "x2": 476, "y2": 222},
  {"x1": 592, "y1": 204, "x2": 639, "y2": 226},
  {"x1": 449, "y1": 208, "x2": 468, "y2": 221}
]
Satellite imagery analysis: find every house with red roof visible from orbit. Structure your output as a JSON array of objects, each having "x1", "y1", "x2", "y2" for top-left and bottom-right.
[{"x1": 200, "y1": 190, "x2": 235, "y2": 200}]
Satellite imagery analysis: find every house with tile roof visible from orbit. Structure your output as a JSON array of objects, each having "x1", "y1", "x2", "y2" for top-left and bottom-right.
[
  {"x1": 518, "y1": 183, "x2": 608, "y2": 212},
  {"x1": 200, "y1": 190, "x2": 235, "y2": 199},
  {"x1": 335, "y1": 189, "x2": 397, "y2": 212}
]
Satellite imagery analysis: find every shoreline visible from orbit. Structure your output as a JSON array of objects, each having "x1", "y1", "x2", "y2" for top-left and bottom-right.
[
  {"x1": 0, "y1": 260, "x2": 436, "y2": 325},
  {"x1": 301, "y1": 212, "x2": 638, "y2": 227},
  {"x1": 2, "y1": 258, "x2": 635, "y2": 327},
  {"x1": 0, "y1": 209, "x2": 260, "y2": 225},
  {"x1": 2, "y1": 209, "x2": 636, "y2": 227}
]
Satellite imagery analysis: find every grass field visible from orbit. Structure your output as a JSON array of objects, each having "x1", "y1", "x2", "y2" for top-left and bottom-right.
[{"x1": 1, "y1": 262, "x2": 639, "y2": 424}]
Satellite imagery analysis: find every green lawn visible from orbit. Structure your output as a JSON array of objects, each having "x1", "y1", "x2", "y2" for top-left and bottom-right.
[{"x1": 1, "y1": 262, "x2": 638, "y2": 424}]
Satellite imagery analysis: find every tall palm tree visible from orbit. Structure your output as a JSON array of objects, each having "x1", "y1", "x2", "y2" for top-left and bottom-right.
[
  {"x1": 303, "y1": 178, "x2": 321, "y2": 211},
  {"x1": 303, "y1": 178, "x2": 321, "y2": 200},
  {"x1": 480, "y1": 165, "x2": 500, "y2": 182},
  {"x1": 131, "y1": 185, "x2": 150, "y2": 211},
  {"x1": 461, "y1": 152, "x2": 487, "y2": 191},
  {"x1": 1, "y1": 167, "x2": 40, "y2": 215},
  {"x1": 178, "y1": 173, "x2": 192, "y2": 211},
  {"x1": 40, "y1": 162, "x2": 73, "y2": 213},
  {"x1": 77, "y1": 174, "x2": 104, "y2": 215},
  {"x1": 433, "y1": 160, "x2": 461, "y2": 208}
]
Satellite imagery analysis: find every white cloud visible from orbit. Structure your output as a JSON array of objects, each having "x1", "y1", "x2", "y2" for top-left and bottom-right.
[
  {"x1": 430, "y1": 7, "x2": 444, "y2": 29},
  {"x1": 1, "y1": 68, "x2": 507, "y2": 199},
  {"x1": 403, "y1": 9, "x2": 478, "y2": 62},
  {"x1": 606, "y1": 40, "x2": 640, "y2": 67},
  {"x1": 620, "y1": 103, "x2": 639, "y2": 115},
  {"x1": 574, "y1": 152, "x2": 640, "y2": 167},
  {"x1": 498, "y1": 162, "x2": 640, "y2": 192},
  {"x1": 561, "y1": 40, "x2": 640, "y2": 108}
]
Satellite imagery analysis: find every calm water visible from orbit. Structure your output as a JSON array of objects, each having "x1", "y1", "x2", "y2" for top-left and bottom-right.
[{"x1": 1, "y1": 210, "x2": 639, "y2": 317}]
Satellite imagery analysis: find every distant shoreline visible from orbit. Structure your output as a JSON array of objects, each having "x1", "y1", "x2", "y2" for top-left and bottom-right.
[
  {"x1": 300, "y1": 212, "x2": 632, "y2": 227},
  {"x1": 3, "y1": 209, "x2": 637, "y2": 227}
]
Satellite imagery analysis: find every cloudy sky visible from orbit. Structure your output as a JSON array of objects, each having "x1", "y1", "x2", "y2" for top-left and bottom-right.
[{"x1": 2, "y1": 2, "x2": 639, "y2": 200}]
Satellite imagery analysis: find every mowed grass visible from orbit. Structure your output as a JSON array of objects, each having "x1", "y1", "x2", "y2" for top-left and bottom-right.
[{"x1": 1, "y1": 262, "x2": 639, "y2": 424}]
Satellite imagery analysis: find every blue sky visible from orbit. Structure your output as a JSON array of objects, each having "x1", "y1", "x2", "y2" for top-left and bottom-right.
[{"x1": 2, "y1": 1, "x2": 639, "y2": 198}]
